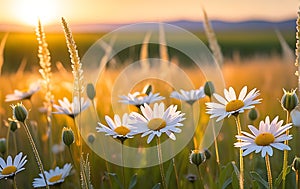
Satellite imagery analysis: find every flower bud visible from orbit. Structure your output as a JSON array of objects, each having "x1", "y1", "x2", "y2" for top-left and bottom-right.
[
  {"x1": 204, "y1": 81, "x2": 215, "y2": 98},
  {"x1": 9, "y1": 120, "x2": 19, "y2": 132},
  {"x1": 0, "y1": 138, "x2": 6, "y2": 154},
  {"x1": 248, "y1": 108, "x2": 258, "y2": 121},
  {"x1": 292, "y1": 156, "x2": 300, "y2": 172},
  {"x1": 11, "y1": 103, "x2": 28, "y2": 122},
  {"x1": 87, "y1": 133, "x2": 95, "y2": 144},
  {"x1": 281, "y1": 89, "x2": 299, "y2": 112},
  {"x1": 86, "y1": 83, "x2": 96, "y2": 100},
  {"x1": 204, "y1": 149, "x2": 211, "y2": 160},
  {"x1": 189, "y1": 150, "x2": 206, "y2": 166},
  {"x1": 62, "y1": 127, "x2": 75, "y2": 146}
]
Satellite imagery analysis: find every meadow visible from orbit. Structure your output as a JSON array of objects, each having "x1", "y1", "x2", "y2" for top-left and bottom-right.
[{"x1": 0, "y1": 19, "x2": 299, "y2": 189}]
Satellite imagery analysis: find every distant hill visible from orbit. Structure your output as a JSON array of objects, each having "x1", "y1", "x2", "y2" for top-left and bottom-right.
[{"x1": 0, "y1": 19, "x2": 296, "y2": 33}]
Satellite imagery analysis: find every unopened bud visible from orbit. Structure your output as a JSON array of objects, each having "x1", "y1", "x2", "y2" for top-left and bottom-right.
[
  {"x1": 0, "y1": 138, "x2": 6, "y2": 154},
  {"x1": 281, "y1": 89, "x2": 299, "y2": 112},
  {"x1": 11, "y1": 103, "x2": 28, "y2": 122},
  {"x1": 204, "y1": 149, "x2": 211, "y2": 160},
  {"x1": 204, "y1": 81, "x2": 215, "y2": 97},
  {"x1": 86, "y1": 83, "x2": 96, "y2": 100},
  {"x1": 62, "y1": 127, "x2": 75, "y2": 146},
  {"x1": 9, "y1": 120, "x2": 19, "y2": 132},
  {"x1": 189, "y1": 150, "x2": 206, "y2": 166},
  {"x1": 248, "y1": 108, "x2": 258, "y2": 121}
]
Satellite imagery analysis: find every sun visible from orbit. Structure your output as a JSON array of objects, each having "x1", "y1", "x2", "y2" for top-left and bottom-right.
[{"x1": 14, "y1": 0, "x2": 58, "y2": 26}]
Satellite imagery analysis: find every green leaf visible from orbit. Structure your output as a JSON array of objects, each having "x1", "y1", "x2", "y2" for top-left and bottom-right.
[
  {"x1": 218, "y1": 161, "x2": 234, "y2": 188},
  {"x1": 165, "y1": 160, "x2": 173, "y2": 186},
  {"x1": 128, "y1": 174, "x2": 137, "y2": 189},
  {"x1": 152, "y1": 183, "x2": 161, "y2": 189},
  {"x1": 221, "y1": 178, "x2": 232, "y2": 189},
  {"x1": 274, "y1": 166, "x2": 292, "y2": 188},
  {"x1": 250, "y1": 171, "x2": 268, "y2": 189},
  {"x1": 231, "y1": 171, "x2": 239, "y2": 189},
  {"x1": 108, "y1": 173, "x2": 123, "y2": 189}
]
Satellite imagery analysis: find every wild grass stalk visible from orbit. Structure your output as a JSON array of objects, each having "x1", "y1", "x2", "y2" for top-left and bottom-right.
[
  {"x1": 35, "y1": 19, "x2": 54, "y2": 165},
  {"x1": 0, "y1": 33, "x2": 8, "y2": 76},
  {"x1": 295, "y1": 6, "x2": 300, "y2": 95}
]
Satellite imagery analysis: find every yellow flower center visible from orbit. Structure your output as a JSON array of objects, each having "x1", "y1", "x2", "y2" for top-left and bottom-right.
[
  {"x1": 136, "y1": 93, "x2": 148, "y2": 98},
  {"x1": 48, "y1": 174, "x2": 62, "y2": 183},
  {"x1": 255, "y1": 132, "x2": 275, "y2": 146},
  {"x1": 147, "y1": 118, "x2": 166, "y2": 131},
  {"x1": 114, "y1": 126, "x2": 131, "y2": 136},
  {"x1": 1, "y1": 166, "x2": 17, "y2": 175},
  {"x1": 225, "y1": 100, "x2": 244, "y2": 112}
]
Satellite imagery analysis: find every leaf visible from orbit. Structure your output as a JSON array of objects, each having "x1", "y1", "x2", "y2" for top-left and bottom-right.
[
  {"x1": 231, "y1": 171, "x2": 239, "y2": 189},
  {"x1": 218, "y1": 161, "x2": 234, "y2": 188},
  {"x1": 221, "y1": 178, "x2": 232, "y2": 189},
  {"x1": 165, "y1": 160, "x2": 173, "y2": 186},
  {"x1": 250, "y1": 171, "x2": 268, "y2": 189},
  {"x1": 108, "y1": 173, "x2": 123, "y2": 189},
  {"x1": 128, "y1": 174, "x2": 137, "y2": 189},
  {"x1": 152, "y1": 183, "x2": 161, "y2": 189},
  {"x1": 274, "y1": 166, "x2": 292, "y2": 188}
]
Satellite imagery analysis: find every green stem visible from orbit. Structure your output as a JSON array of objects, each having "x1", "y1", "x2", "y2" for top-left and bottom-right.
[
  {"x1": 6, "y1": 125, "x2": 10, "y2": 156},
  {"x1": 13, "y1": 176, "x2": 17, "y2": 189},
  {"x1": 172, "y1": 158, "x2": 180, "y2": 189},
  {"x1": 68, "y1": 146, "x2": 76, "y2": 170},
  {"x1": 265, "y1": 154, "x2": 273, "y2": 189},
  {"x1": 22, "y1": 121, "x2": 49, "y2": 189},
  {"x1": 196, "y1": 166, "x2": 204, "y2": 189},
  {"x1": 296, "y1": 170, "x2": 299, "y2": 189},
  {"x1": 156, "y1": 137, "x2": 167, "y2": 189},
  {"x1": 282, "y1": 111, "x2": 291, "y2": 189},
  {"x1": 121, "y1": 141, "x2": 125, "y2": 189},
  {"x1": 209, "y1": 96, "x2": 220, "y2": 165},
  {"x1": 92, "y1": 100, "x2": 113, "y2": 189},
  {"x1": 234, "y1": 115, "x2": 244, "y2": 189}
]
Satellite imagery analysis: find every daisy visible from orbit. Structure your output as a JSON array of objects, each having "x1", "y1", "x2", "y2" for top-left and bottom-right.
[
  {"x1": 5, "y1": 82, "x2": 40, "y2": 102},
  {"x1": 170, "y1": 87, "x2": 206, "y2": 105},
  {"x1": 206, "y1": 86, "x2": 261, "y2": 122},
  {"x1": 97, "y1": 113, "x2": 137, "y2": 142},
  {"x1": 53, "y1": 97, "x2": 90, "y2": 118},
  {"x1": 0, "y1": 152, "x2": 27, "y2": 179},
  {"x1": 130, "y1": 102, "x2": 185, "y2": 144},
  {"x1": 234, "y1": 116, "x2": 292, "y2": 157},
  {"x1": 32, "y1": 163, "x2": 72, "y2": 188},
  {"x1": 119, "y1": 92, "x2": 165, "y2": 107}
]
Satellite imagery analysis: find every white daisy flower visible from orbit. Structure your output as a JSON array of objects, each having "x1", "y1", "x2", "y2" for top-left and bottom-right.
[
  {"x1": 170, "y1": 87, "x2": 205, "y2": 105},
  {"x1": 96, "y1": 113, "x2": 137, "y2": 141},
  {"x1": 32, "y1": 163, "x2": 72, "y2": 188},
  {"x1": 0, "y1": 152, "x2": 27, "y2": 179},
  {"x1": 53, "y1": 97, "x2": 90, "y2": 118},
  {"x1": 5, "y1": 82, "x2": 40, "y2": 102},
  {"x1": 234, "y1": 116, "x2": 292, "y2": 157},
  {"x1": 130, "y1": 102, "x2": 185, "y2": 144},
  {"x1": 206, "y1": 86, "x2": 261, "y2": 122},
  {"x1": 119, "y1": 92, "x2": 165, "y2": 107}
]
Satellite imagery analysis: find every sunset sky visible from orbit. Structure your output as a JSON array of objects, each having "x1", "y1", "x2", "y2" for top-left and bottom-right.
[{"x1": 0, "y1": 0, "x2": 298, "y2": 26}]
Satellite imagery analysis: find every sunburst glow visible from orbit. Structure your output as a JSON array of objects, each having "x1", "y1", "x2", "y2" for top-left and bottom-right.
[{"x1": 15, "y1": 0, "x2": 58, "y2": 26}]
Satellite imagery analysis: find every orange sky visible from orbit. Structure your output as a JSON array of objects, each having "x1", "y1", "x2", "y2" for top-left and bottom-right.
[{"x1": 0, "y1": 0, "x2": 298, "y2": 26}]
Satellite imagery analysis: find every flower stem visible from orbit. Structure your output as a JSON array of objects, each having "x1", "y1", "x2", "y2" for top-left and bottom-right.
[
  {"x1": 22, "y1": 121, "x2": 49, "y2": 189},
  {"x1": 265, "y1": 154, "x2": 273, "y2": 189},
  {"x1": 13, "y1": 176, "x2": 18, "y2": 189},
  {"x1": 296, "y1": 170, "x2": 299, "y2": 189},
  {"x1": 209, "y1": 96, "x2": 220, "y2": 165},
  {"x1": 196, "y1": 165, "x2": 204, "y2": 189},
  {"x1": 121, "y1": 141, "x2": 125, "y2": 189},
  {"x1": 282, "y1": 111, "x2": 291, "y2": 189},
  {"x1": 68, "y1": 146, "x2": 76, "y2": 170},
  {"x1": 156, "y1": 137, "x2": 167, "y2": 189},
  {"x1": 172, "y1": 158, "x2": 180, "y2": 189},
  {"x1": 234, "y1": 115, "x2": 244, "y2": 189}
]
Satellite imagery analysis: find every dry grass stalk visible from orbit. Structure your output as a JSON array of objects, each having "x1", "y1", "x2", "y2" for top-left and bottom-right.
[
  {"x1": 275, "y1": 29, "x2": 294, "y2": 63},
  {"x1": 0, "y1": 33, "x2": 8, "y2": 76},
  {"x1": 202, "y1": 7, "x2": 224, "y2": 67},
  {"x1": 140, "y1": 32, "x2": 151, "y2": 72},
  {"x1": 61, "y1": 17, "x2": 85, "y2": 97},
  {"x1": 36, "y1": 20, "x2": 54, "y2": 118},
  {"x1": 295, "y1": 7, "x2": 300, "y2": 94}
]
